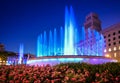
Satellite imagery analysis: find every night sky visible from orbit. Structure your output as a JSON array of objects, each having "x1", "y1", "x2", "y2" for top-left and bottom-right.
[{"x1": 0, "y1": 0, "x2": 120, "y2": 55}]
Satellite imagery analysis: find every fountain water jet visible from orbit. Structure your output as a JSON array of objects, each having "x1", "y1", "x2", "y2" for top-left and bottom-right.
[
  {"x1": 37, "y1": 34, "x2": 43, "y2": 57},
  {"x1": 43, "y1": 31, "x2": 47, "y2": 56},
  {"x1": 64, "y1": 6, "x2": 77, "y2": 55},
  {"x1": 18, "y1": 44, "x2": 24, "y2": 64},
  {"x1": 54, "y1": 28, "x2": 57, "y2": 55},
  {"x1": 60, "y1": 26, "x2": 63, "y2": 54}
]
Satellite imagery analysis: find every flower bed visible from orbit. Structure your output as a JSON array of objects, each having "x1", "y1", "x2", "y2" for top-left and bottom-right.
[{"x1": 0, "y1": 62, "x2": 120, "y2": 83}]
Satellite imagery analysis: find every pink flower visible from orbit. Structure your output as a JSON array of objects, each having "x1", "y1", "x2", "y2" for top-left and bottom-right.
[
  {"x1": 51, "y1": 80, "x2": 54, "y2": 83},
  {"x1": 71, "y1": 77, "x2": 76, "y2": 81},
  {"x1": 19, "y1": 74, "x2": 23, "y2": 77},
  {"x1": 15, "y1": 80, "x2": 20, "y2": 83},
  {"x1": 77, "y1": 69, "x2": 81, "y2": 73},
  {"x1": 115, "y1": 77, "x2": 119, "y2": 81},
  {"x1": 46, "y1": 78, "x2": 50, "y2": 82},
  {"x1": 25, "y1": 80, "x2": 29, "y2": 83},
  {"x1": 95, "y1": 82, "x2": 100, "y2": 83},
  {"x1": 95, "y1": 73, "x2": 100, "y2": 77},
  {"x1": 9, "y1": 80, "x2": 14, "y2": 83},
  {"x1": 65, "y1": 76, "x2": 69, "y2": 80}
]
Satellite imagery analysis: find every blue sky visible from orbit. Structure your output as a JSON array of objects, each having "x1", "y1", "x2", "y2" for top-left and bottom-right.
[{"x1": 0, "y1": 0, "x2": 120, "y2": 55}]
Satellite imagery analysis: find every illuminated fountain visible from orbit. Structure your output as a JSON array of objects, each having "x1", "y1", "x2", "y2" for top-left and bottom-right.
[
  {"x1": 7, "y1": 44, "x2": 24, "y2": 65},
  {"x1": 27, "y1": 6, "x2": 117, "y2": 66},
  {"x1": 37, "y1": 6, "x2": 77, "y2": 56},
  {"x1": 64, "y1": 6, "x2": 76, "y2": 55},
  {"x1": 18, "y1": 44, "x2": 24, "y2": 64}
]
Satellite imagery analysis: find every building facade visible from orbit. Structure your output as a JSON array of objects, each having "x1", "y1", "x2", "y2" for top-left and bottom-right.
[
  {"x1": 102, "y1": 23, "x2": 120, "y2": 61},
  {"x1": 84, "y1": 12, "x2": 101, "y2": 33},
  {"x1": 76, "y1": 12, "x2": 104, "y2": 56},
  {"x1": 0, "y1": 43, "x2": 4, "y2": 52},
  {"x1": 77, "y1": 12, "x2": 120, "y2": 62}
]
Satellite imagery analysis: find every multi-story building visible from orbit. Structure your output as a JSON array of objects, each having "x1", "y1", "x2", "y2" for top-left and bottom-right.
[
  {"x1": 0, "y1": 43, "x2": 4, "y2": 52},
  {"x1": 84, "y1": 12, "x2": 102, "y2": 33},
  {"x1": 77, "y1": 12, "x2": 120, "y2": 62},
  {"x1": 83, "y1": 13, "x2": 120, "y2": 61},
  {"x1": 102, "y1": 23, "x2": 120, "y2": 61},
  {"x1": 76, "y1": 12, "x2": 104, "y2": 56}
]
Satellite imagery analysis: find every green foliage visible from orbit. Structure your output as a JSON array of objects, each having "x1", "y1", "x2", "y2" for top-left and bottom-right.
[
  {"x1": 0, "y1": 51, "x2": 16, "y2": 61},
  {"x1": 55, "y1": 62, "x2": 120, "y2": 73},
  {"x1": 55, "y1": 62, "x2": 120, "y2": 82},
  {"x1": 1, "y1": 62, "x2": 120, "y2": 82}
]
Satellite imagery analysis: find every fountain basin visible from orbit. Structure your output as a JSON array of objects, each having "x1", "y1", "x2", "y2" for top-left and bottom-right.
[{"x1": 27, "y1": 55, "x2": 117, "y2": 66}]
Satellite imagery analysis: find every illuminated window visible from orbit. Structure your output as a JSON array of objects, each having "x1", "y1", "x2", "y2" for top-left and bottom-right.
[
  {"x1": 114, "y1": 47, "x2": 116, "y2": 51},
  {"x1": 104, "y1": 49, "x2": 107, "y2": 53},
  {"x1": 114, "y1": 53, "x2": 116, "y2": 57},
  {"x1": 108, "y1": 48, "x2": 111, "y2": 52},
  {"x1": 119, "y1": 46, "x2": 120, "y2": 50},
  {"x1": 105, "y1": 54, "x2": 110, "y2": 57}
]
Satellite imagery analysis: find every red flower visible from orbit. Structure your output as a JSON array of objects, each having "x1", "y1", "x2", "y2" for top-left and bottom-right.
[
  {"x1": 115, "y1": 77, "x2": 119, "y2": 81},
  {"x1": 25, "y1": 80, "x2": 29, "y2": 83},
  {"x1": 51, "y1": 80, "x2": 54, "y2": 83},
  {"x1": 71, "y1": 77, "x2": 76, "y2": 81},
  {"x1": 15, "y1": 80, "x2": 20, "y2": 83},
  {"x1": 65, "y1": 76, "x2": 69, "y2": 80},
  {"x1": 95, "y1": 73, "x2": 100, "y2": 77}
]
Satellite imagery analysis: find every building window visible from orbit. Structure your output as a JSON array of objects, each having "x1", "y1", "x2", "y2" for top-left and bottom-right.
[
  {"x1": 108, "y1": 43, "x2": 111, "y2": 46},
  {"x1": 113, "y1": 37, "x2": 116, "y2": 40},
  {"x1": 108, "y1": 34, "x2": 111, "y2": 37},
  {"x1": 113, "y1": 42, "x2": 116, "y2": 45},
  {"x1": 108, "y1": 39, "x2": 111, "y2": 42},
  {"x1": 93, "y1": 16, "x2": 98, "y2": 19},
  {"x1": 104, "y1": 36, "x2": 106, "y2": 38},
  {"x1": 104, "y1": 49, "x2": 106, "y2": 53},
  {"x1": 108, "y1": 48, "x2": 111, "y2": 52},
  {"x1": 114, "y1": 53, "x2": 116, "y2": 57},
  {"x1": 118, "y1": 30, "x2": 120, "y2": 34},
  {"x1": 119, "y1": 46, "x2": 120, "y2": 50},
  {"x1": 113, "y1": 32, "x2": 116, "y2": 35},
  {"x1": 105, "y1": 54, "x2": 110, "y2": 57},
  {"x1": 114, "y1": 47, "x2": 116, "y2": 51},
  {"x1": 119, "y1": 36, "x2": 120, "y2": 39}
]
